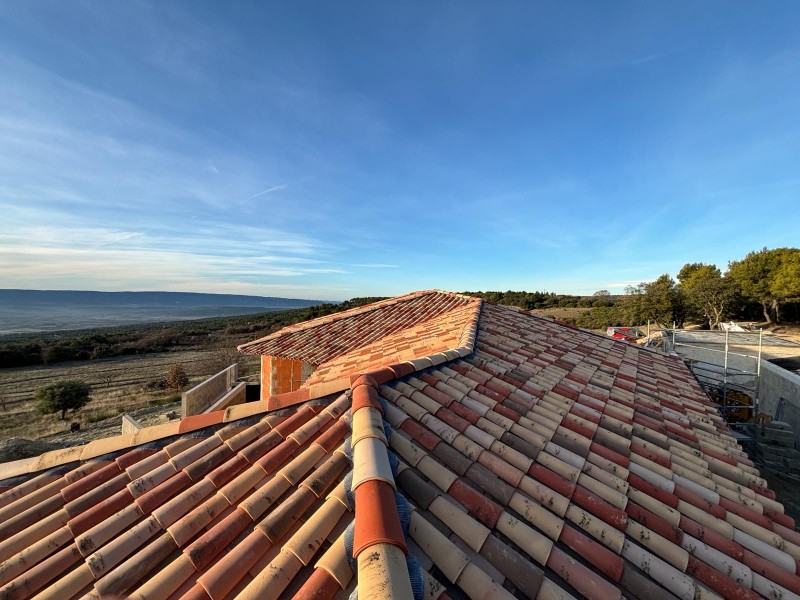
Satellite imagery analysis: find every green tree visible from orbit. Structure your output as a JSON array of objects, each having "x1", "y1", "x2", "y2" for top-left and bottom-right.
[
  {"x1": 677, "y1": 263, "x2": 739, "y2": 330},
  {"x1": 769, "y1": 250, "x2": 800, "y2": 322},
  {"x1": 36, "y1": 380, "x2": 91, "y2": 420},
  {"x1": 624, "y1": 274, "x2": 685, "y2": 327},
  {"x1": 728, "y1": 247, "x2": 800, "y2": 323}
]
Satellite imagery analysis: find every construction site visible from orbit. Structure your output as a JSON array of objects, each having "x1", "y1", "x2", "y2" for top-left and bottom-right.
[{"x1": 642, "y1": 325, "x2": 800, "y2": 493}]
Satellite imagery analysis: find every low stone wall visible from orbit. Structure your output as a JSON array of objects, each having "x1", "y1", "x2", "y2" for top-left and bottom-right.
[
  {"x1": 121, "y1": 414, "x2": 143, "y2": 436},
  {"x1": 182, "y1": 364, "x2": 238, "y2": 417}
]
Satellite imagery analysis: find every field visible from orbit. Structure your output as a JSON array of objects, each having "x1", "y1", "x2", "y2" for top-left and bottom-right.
[
  {"x1": 0, "y1": 350, "x2": 259, "y2": 442},
  {"x1": 0, "y1": 299, "x2": 382, "y2": 445}
]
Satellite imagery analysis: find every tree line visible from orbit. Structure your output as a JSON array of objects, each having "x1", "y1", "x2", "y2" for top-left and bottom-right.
[
  {"x1": 469, "y1": 247, "x2": 800, "y2": 330},
  {"x1": 462, "y1": 290, "x2": 614, "y2": 310},
  {"x1": 622, "y1": 247, "x2": 800, "y2": 329}
]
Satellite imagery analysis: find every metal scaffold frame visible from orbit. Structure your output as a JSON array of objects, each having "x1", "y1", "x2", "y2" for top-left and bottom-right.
[
  {"x1": 665, "y1": 328, "x2": 765, "y2": 455},
  {"x1": 670, "y1": 328, "x2": 763, "y2": 420}
]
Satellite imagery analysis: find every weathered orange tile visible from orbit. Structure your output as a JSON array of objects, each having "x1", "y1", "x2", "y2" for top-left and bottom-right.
[
  {"x1": 0, "y1": 507, "x2": 69, "y2": 565},
  {"x1": 178, "y1": 411, "x2": 225, "y2": 434},
  {"x1": 196, "y1": 528, "x2": 272, "y2": 600}
]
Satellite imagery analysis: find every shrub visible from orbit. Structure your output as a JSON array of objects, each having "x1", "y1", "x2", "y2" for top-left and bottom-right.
[
  {"x1": 142, "y1": 378, "x2": 167, "y2": 391},
  {"x1": 592, "y1": 299, "x2": 614, "y2": 308},
  {"x1": 166, "y1": 364, "x2": 189, "y2": 391},
  {"x1": 575, "y1": 306, "x2": 626, "y2": 329},
  {"x1": 36, "y1": 379, "x2": 91, "y2": 420},
  {"x1": 0, "y1": 343, "x2": 43, "y2": 368},
  {"x1": 42, "y1": 344, "x2": 77, "y2": 365}
]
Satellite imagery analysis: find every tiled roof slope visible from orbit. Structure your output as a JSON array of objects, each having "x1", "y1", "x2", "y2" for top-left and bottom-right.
[
  {"x1": 1, "y1": 298, "x2": 800, "y2": 600},
  {"x1": 303, "y1": 300, "x2": 478, "y2": 387},
  {"x1": 383, "y1": 303, "x2": 800, "y2": 600},
  {"x1": 237, "y1": 289, "x2": 479, "y2": 366}
]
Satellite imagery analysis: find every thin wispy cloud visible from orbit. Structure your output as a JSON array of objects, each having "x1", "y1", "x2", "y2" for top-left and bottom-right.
[
  {"x1": 0, "y1": 3, "x2": 798, "y2": 299},
  {"x1": 0, "y1": 246, "x2": 347, "y2": 289},
  {"x1": 248, "y1": 184, "x2": 288, "y2": 200},
  {"x1": 622, "y1": 53, "x2": 667, "y2": 66},
  {"x1": 351, "y1": 263, "x2": 399, "y2": 269},
  {"x1": 603, "y1": 281, "x2": 648, "y2": 291}
]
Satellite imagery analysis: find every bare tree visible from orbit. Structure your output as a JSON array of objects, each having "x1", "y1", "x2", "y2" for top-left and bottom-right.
[
  {"x1": 200, "y1": 342, "x2": 241, "y2": 376},
  {"x1": 98, "y1": 371, "x2": 116, "y2": 389}
]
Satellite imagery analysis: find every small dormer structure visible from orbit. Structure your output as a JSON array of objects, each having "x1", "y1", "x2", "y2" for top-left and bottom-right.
[{"x1": 237, "y1": 290, "x2": 481, "y2": 408}]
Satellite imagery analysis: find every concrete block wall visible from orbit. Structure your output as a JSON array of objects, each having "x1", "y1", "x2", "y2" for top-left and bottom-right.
[
  {"x1": 182, "y1": 364, "x2": 239, "y2": 417},
  {"x1": 759, "y1": 361, "x2": 800, "y2": 447},
  {"x1": 672, "y1": 344, "x2": 800, "y2": 447},
  {"x1": 121, "y1": 414, "x2": 143, "y2": 436},
  {"x1": 206, "y1": 381, "x2": 247, "y2": 413}
]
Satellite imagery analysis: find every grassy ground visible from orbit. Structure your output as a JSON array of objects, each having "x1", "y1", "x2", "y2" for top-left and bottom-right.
[
  {"x1": 761, "y1": 322, "x2": 800, "y2": 344},
  {"x1": 0, "y1": 351, "x2": 259, "y2": 441}
]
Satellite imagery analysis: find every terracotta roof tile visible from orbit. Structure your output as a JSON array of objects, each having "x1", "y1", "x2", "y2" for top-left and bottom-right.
[
  {"x1": 238, "y1": 289, "x2": 479, "y2": 363},
  {"x1": 3, "y1": 293, "x2": 800, "y2": 600}
]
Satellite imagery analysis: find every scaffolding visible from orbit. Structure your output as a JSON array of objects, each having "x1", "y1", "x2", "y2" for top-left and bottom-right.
[
  {"x1": 667, "y1": 328, "x2": 763, "y2": 423},
  {"x1": 657, "y1": 328, "x2": 767, "y2": 457},
  {"x1": 659, "y1": 327, "x2": 800, "y2": 476}
]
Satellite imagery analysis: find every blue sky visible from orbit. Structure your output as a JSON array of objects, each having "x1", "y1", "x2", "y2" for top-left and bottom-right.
[{"x1": 1, "y1": 2, "x2": 798, "y2": 301}]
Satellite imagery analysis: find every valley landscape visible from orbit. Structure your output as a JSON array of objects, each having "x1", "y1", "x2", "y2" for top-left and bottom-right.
[
  {"x1": 0, "y1": 289, "x2": 328, "y2": 334},
  {"x1": 0, "y1": 292, "x2": 381, "y2": 446},
  {"x1": 3, "y1": 283, "x2": 798, "y2": 449}
]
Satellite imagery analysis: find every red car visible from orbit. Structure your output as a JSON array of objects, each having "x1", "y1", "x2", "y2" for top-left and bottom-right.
[{"x1": 606, "y1": 326, "x2": 644, "y2": 342}]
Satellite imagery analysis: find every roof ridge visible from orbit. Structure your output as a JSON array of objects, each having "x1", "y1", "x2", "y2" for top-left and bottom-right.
[
  {"x1": 239, "y1": 290, "x2": 474, "y2": 353},
  {"x1": 489, "y1": 301, "x2": 666, "y2": 356},
  {"x1": 299, "y1": 299, "x2": 483, "y2": 393}
]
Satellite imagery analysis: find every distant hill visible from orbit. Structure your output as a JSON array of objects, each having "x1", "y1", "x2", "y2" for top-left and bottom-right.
[
  {"x1": 0, "y1": 289, "x2": 332, "y2": 335},
  {"x1": 0, "y1": 289, "x2": 329, "y2": 308}
]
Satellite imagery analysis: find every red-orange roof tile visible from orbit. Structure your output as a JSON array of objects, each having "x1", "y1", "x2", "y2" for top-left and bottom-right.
[{"x1": 238, "y1": 290, "x2": 477, "y2": 360}]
